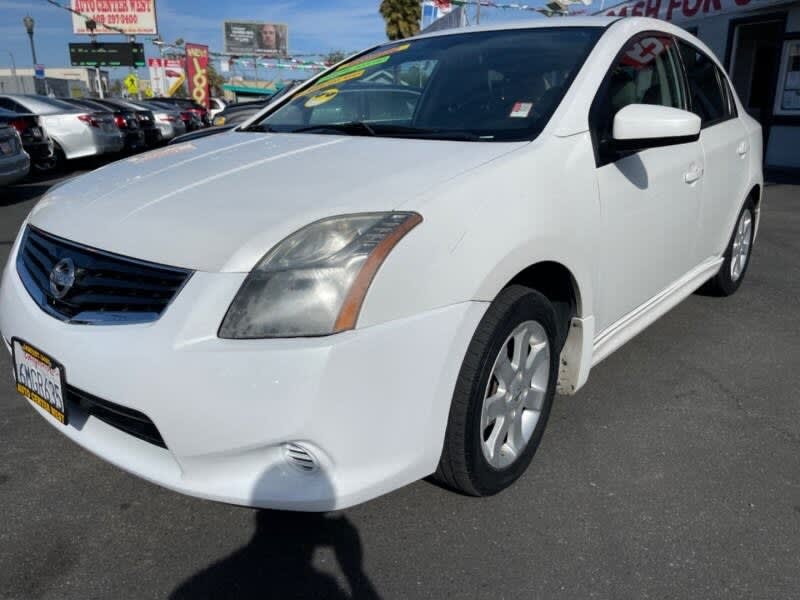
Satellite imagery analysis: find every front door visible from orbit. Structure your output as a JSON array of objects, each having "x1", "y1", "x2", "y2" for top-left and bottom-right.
[{"x1": 590, "y1": 34, "x2": 704, "y2": 332}]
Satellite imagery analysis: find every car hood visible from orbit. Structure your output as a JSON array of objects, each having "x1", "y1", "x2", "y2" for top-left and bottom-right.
[{"x1": 28, "y1": 132, "x2": 525, "y2": 272}]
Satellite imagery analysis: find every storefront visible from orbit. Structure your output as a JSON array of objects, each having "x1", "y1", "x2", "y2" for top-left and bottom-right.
[{"x1": 600, "y1": 0, "x2": 800, "y2": 172}]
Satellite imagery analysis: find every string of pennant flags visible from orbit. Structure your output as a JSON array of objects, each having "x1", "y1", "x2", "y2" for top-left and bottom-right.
[{"x1": 432, "y1": 0, "x2": 588, "y2": 16}]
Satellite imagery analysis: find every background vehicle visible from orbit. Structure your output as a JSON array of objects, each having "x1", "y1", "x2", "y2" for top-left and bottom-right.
[
  {"x1": 168, "y1": 124, "x2": 234, "y2": 145},
  {"x1": 89, "y1": 98, "x2": 162, "y2": 147},
  {"x1": 59, "y1": 97, "x2": 146, "y2": 153},
  {"x1": 145, "y1": 97, "x2": 209, "y2": 126},
  {"x1": 212, "y1": 100, "x2": 269, "y2": 127},
  {"x1": 126, "y1": 100, "x2": 186, "y2": 142},
  {"x1": 0, "y1": 107, "x2": 53, "y2": 170},
  {"x1": 0, "y1": 94, "x2": 123, "y2": 172},
  {"x1": 212, "y1": 83, "x2": 302, "y2": 126},
  {"x1": 209, "y1": 97, "x2": 226, "y2": 120},
  {"x1": 0, "y1": 123, "x2": 29, "y2": 185}
]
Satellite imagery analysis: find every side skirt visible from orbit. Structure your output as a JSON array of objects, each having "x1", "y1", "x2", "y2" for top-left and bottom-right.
[{"x1": 590, "y1": 257, "x2": 724, "y2": 368}]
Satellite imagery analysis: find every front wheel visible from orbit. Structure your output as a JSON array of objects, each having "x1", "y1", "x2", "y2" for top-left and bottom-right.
[
  {"x1": 434, "y1": 285, "x2": 559, "y2": 496},
  {"x1": 702, "y1": 197, "x2": 756, "y2": 296}
]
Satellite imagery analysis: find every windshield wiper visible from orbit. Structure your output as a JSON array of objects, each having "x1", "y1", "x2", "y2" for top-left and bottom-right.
[
  {"x1": 290, "y1": 121, "x2": 376, "y2": 136},
  {"x1": 247, "y1": 121, "x2": 488, "y2": 141}
]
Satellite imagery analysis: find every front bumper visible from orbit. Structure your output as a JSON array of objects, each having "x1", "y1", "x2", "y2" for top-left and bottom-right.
[{"x1": 0, "y1": 238, "x2": 485, "y2": 510}]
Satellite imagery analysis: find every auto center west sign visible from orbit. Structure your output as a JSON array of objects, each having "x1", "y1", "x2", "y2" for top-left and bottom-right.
[
  {"x1": 601, "y1": 0, "x2": 788, "y2": 23},
  {"x1": 71, "y1": 0, "x2": 158, "y2": 36}
]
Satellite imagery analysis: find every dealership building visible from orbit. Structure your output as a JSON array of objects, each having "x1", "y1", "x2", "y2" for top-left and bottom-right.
[{"x1": 601, "y1": 0, "x2": 800, "y2": 172}]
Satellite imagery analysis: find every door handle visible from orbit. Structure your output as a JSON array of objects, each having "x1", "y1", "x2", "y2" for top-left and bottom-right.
[
  {"x1": 684, "y1": 164, "x2": 703, "y2": 184},
  {"x1": 737, "y1": 141, "x2": 749, "y2": 157}
]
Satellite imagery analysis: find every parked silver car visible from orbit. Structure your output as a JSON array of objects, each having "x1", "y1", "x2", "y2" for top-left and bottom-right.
[
  {"x1": 127, "y1": 100, "x2": 187, "y2": 141},
  {"x1": 0, "y1": 94, "x2": 123, "y2": 171},
  {"x1": 0, "y1": 124, "x2": 30, "y2": 186}
]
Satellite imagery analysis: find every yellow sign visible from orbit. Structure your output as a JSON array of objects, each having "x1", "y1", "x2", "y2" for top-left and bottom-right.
[
  {"x1": 304, "y1": 88, "x2": 339, "y2": 108},
  {"x1": 166, "y1": 72, "x2": 186, "y2": 97},
  {"x1": 124, "y1": 74, "x2": 139, "y2": 95},
  {"x1": 145, "y1": 86, "x2": 154, "y2": 98},
  {"x1": 299, "y1": 70, "x2": 364, "y2": 98}
]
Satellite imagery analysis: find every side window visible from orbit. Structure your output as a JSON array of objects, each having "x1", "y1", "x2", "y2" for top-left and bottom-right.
[
  {"x1": 591, "y1": 35, "x2": 686, "y2": 160},
  {"x1": 678, "y1": 41, "x2": 732, "y2": 126}
]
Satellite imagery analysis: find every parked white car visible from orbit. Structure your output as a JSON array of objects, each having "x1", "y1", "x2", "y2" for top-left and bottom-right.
[
  {"x1": 209, "y1": 97, "x2": 226, "y2": 120},
  {"x1": 0, "y1": 17, "x2": 762, "y2": 510},
  {"x1": 0, "y1": 95, "x2": 123, "y2": 171}
]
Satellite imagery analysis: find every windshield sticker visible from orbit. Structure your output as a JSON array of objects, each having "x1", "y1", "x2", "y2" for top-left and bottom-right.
[
  {"x1": 509, "y1": 102, "x2": 533, "y2": 118},
  {"x1": 319, "y1": 55, "x2": 391, "y2": 83},
  {"x1": 304, "y1": 88, "x2": 339, "y2": 108},
  {"x1": 299, "y1": 70, "x2": 365, "y2": 98},
  {"x1": 358, "y1": 43, "x2": 410, "y2": 63}
]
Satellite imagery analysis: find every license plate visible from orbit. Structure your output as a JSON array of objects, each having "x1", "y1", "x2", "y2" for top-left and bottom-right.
[
  {"x1": 11, "y1": 339, "x2": 68, "y2": 425},
  {"x1": 30, "y1": 127, "x2": 42, "y2": 139}
]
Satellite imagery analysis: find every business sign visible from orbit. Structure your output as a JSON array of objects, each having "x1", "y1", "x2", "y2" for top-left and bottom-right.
[
  {"x1": 601, "y1": 0, "x2": 786, "y2": 23},
  {"x1": 34, "y1": 64, "x2": 45, "y2": 79},
  {"x1": 69, "y1": 42, "x2": 146, "y2": 68},
  {"x1": 71, "y1": 0, "x2": 158, "y2": 36},
  {"x1": 223, "y1": 21, "x2": 288, "y2": 56},
  {"x1": 185, "y1": 43, "x2": 210, "y2": 108},
  {"x1": 148, "y1": 58, "x2": 185, "y2": 96}
]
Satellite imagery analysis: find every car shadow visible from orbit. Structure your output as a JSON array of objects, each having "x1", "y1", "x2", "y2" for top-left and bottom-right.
[
  {"x1": 170, "y1": 465, "x2": 381, "y2": 600},
  {"x1": 0, "y1": 182, "x2": 54, "y2": 207},
  {"x1": 613, "y1": 153, "x2": 649, "y2": 190}
]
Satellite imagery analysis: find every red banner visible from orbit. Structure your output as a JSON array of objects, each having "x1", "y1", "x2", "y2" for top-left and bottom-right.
[{"x1": 185, "y1": 43, "x2": 210, "y2": 109}]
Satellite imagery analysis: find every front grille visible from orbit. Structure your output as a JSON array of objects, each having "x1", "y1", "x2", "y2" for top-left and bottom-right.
[
  {"x1": 16, "y1": 226, "x2": 191, "y2": 325},
  {"x1": 66, "y1": 385, "x2": 166, "y2": 448}
]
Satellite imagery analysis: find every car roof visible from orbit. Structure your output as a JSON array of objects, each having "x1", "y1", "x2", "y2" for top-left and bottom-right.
[
  {"x1": 0, "y1": 94, "x2": 82, "y2": 114},
  {"x1": 408, "y1": 15, "x2": 619, "y2": 41}
]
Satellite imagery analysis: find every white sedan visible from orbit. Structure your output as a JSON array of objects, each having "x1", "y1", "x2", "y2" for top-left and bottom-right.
[{"x1": 0, "y1": 17, "x2": 762, "y2": 510}]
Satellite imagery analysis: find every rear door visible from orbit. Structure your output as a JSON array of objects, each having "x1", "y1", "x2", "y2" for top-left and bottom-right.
[
  {"x1": 590, "y1": 34, "x2": 705, "y2": 331},
  {"x1": 677, "y1": 40, "x2": 750, "y2": 260}
]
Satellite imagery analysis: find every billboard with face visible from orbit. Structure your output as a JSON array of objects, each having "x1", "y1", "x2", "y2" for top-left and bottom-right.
[{"x1": 223, "y1": 21, "x2": 288, "y2": 56}]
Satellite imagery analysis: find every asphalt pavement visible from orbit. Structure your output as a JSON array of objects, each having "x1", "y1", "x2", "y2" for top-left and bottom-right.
[{"x1": 0, "y1": 172, "x2": 798, "y2": 600}]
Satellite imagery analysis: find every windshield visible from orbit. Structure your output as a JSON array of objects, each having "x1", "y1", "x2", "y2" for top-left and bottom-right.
[{"x1": 253, "y1": 27, "x2": 602, "y2": 142}]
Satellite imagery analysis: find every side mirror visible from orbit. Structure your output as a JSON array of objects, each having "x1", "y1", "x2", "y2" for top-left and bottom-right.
[{"x1": 612, "y1": 104, "x2": 701, "y2": 153}]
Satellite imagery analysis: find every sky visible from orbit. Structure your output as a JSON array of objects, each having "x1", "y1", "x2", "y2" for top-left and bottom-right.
[{"x1": 0, "y1": 0, "x2": 545, "y2": 81}]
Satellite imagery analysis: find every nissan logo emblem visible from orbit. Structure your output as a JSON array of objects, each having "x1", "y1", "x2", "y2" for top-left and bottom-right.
[{"x1": 49, "y1": 257, "x2": 76, "y2": 299}]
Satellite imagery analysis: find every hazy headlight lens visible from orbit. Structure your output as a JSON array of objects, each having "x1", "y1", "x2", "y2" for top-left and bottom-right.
[{"x1": 219, "y1": 212, "x2": 421, "y2": 338}]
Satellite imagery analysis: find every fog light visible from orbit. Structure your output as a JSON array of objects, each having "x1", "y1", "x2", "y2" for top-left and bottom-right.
[{"x1": 282, "y1": 442, "x2": 319, "y2": 473}]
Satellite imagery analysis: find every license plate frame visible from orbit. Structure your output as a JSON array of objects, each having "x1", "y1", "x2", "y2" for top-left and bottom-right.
[{"x1": 11, "y1": 338, "x2": 68, "y2": 425}]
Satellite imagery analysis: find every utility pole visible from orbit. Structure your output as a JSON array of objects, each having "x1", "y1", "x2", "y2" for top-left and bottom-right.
[
  {"x1": 22, "y1": 15, "x2": 43, "y2": 95},
  {"x1": 476, "y1": 1, "x2": 481, "y2": 24}
]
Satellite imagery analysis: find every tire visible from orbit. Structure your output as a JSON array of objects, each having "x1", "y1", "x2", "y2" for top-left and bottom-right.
[
  {"x1": 434, "y1": 285, "x2": 560, "y2": 496},
  {"x1": 32, "y1": 144, "x2": 64, "y2": 175},
  {"x1": 701, "y1": 197, "x2": 756, "y2": 297}
]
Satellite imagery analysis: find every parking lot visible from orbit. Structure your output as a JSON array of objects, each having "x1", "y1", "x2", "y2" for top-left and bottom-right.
[{"x1": 0, "y1": 169, "x2": 798, "y2": 599}]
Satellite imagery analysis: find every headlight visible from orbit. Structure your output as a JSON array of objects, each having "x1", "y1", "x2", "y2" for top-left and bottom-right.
[{"x1": 219, "y1": 212, "x2": 422, "y2": 338}]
